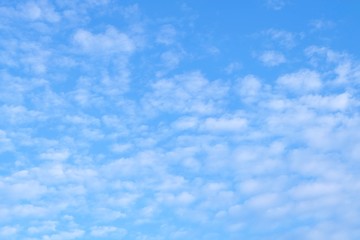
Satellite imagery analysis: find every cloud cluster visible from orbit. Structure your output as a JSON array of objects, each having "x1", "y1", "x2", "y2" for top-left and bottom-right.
[{"x1": 1, "y1": 1, "x2": 360, "y2": 240}]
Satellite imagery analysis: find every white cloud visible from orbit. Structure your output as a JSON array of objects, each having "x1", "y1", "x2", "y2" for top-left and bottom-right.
[
  {"x1": 1, "y1": 180, "x2": 47, "y2": 201},
  {"x1": 21, "y1": 1, "x2": 60, "y2": 22},
  {"x1": 105, "y1": 192, "x2": 141, "y2": 207},
  {"x1": 258, "y1": 50, "x2": 286, "y2": 66},
  {"x1": 42, "y1": 229, "x2": 84, "y2": 240},
  {"x1": 155, "y1": 176, "x2": 186, "y2": 195},
  {"x1": 1, "y1": 1, "x2": 360, "y2": 239},
  {"x1": 39, "y1": 149, "x2": 70, "y2": 161},
  {"x1": 0, "y1": 226, "x2": 18, "y2": 236},
  {"x1": 238, "y1": 179, "x2": 262, "y2": 195},
  {"x1": 101, "y1": 151, "x2": 163, "y2": 179},
  {"x1": 237, "y1": 75, "x2": 263, "y2": 102},
  {"x1": 277, "y1": 69, "x2": 322, "y2": 92},
  {"x1": 73, "y1": 27, "x2": 135, "y2": 55},
  {"x1": 64, "y1": 114, "x2": 100, "y2": 126},
  {"x1": 18, "y1": 43, "x2": 51, "y2": 74},
  {"x1": 12, "y1": 204, "x2": 49, "y2": 218},
  {"x1": 1, "y1": 105, "x2": 44, "y2": 124},
  {"x1": 202, "y1": 115, "x2": 247, "y2": 132},
  {"x1": 157, "y1": 191, "x2": 195, "y2": 206},
  {"x1": 290, "y1": 182, "x2": 340, "y2": 200},
  {"x1": 231, "y1": 142, "x2": 287, "y2": 178},
  {"x1": 143, "y1": 71, "x2": 228, "y2": 115},
  {"x1": 177, "y1": 191, "x2": 196, "y2": 205},
  {"x1": 92, "y1": 208, "x2": 126, "y2": 222},
  {"x1": 111, "y1": 143, "x2": 132, "y2": 153},
  {"x1": 90, "y1": 226, "x2": 126, "y2": 237},
  {"x1": 172, "y1": 116, "x2": 199, "y2": 130},
  {"x1": 81, "y1": 128, "x2": 104, "y2": 140},
  {"x1": 299, "y1": 93, "x2": 351, "y2": 111},
  {"x1": 305, "y1": 46, "x2": 342, "y2": 63},
  {"x1": 246, "y1": 193, "x2": 280, "y2": 209},
  {"x1": 27, "y1": 221, "x2": 57, "y2": 234},
  {"x1": 305, "y1": 46, "x2": 360, "y2": 85}
]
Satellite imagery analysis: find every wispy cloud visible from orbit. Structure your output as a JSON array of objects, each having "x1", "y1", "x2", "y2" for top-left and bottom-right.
[{"x1": 73, "y1": 27, "x2": 135, "y2": 55}]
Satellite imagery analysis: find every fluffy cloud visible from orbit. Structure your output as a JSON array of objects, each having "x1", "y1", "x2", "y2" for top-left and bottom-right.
[
  {"x1": 73, "y1": 27, "x2": 135, "y2": 55},
  {"x1": 202, "y1": 115, "x2": 247, "y2": 132},
  {"x1": 237, "y1": 74, "x2": 263, "y2": 102},
  {"x1": 258, "y1": 50, "x2": 286, "y2": 66},
  {"x1": 1, "y1": 1, "x2": 360, "y2": 239},
  {"x1": 21, "y1": 1, "x2": 60, "y2": 22},
  {"x1": 90, "y1": 226, "x2": 126, "y2": 237},
  {"x1": 277, "y1": 69, "x2": 322, "y2": 92},
  {"x1": 299, "y1": 92, "x2": 351, "y2": 111},
  {"x1": 39, "y1": 149, "x2": 70, "y2": 161},
  {"x1": 0, "y1": 226, "x2": 18, "y2": 237},
  {"x1": 143, "y1": 71, "x2": 228, "y2": 115},
  {"x1": 42, "y1": 229, "x2": 84, "y2": 240}
]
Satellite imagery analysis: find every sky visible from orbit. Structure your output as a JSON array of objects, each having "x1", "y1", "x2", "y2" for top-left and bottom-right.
[{"x1": 1, "y1": 0, "x2": 360, "y2": 239}]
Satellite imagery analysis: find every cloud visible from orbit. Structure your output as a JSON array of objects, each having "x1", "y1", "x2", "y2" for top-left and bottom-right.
[
  {"x1": 225, "y1": 62, "x2": 242, "y2": 74},
  {"x1": 143, "y1": 71, "x2": 228, "y2": 115},
  {"x1": 0, "y1": 105, "x2": 45, "y2": 125},
  {"x1": 11, "y1": 204, "x2": 49, "y2": 218},
  {"x1": 277, "y1": 69, "x2": 322, "y2": 92},
  {"x1": 237, "y1": 74, "x2": 266, "y2": 104},
  {"x1": 266, "y1": 0, "x2": 288, "y2": 10},
  {"x1": 73, "y1": 27, "x2": 135, "y2": 55},
  {"x1": 264, "y1": 29, "x2": 298, "y2": 48},
  {"x1": 0, "y1": 226, "x2": 18, "y2": 236},
  {"x1": 299, "y1": 93, "x2": 351, "y2": 111},
  {"x1": 39, "y1": 149, "x2": 70, "y2": 161},
  {"x1": 0, "y1": 130, "x2": 14, "y2": 153},
  {"x1": 0, "y1": 180, "x2": 47, "y2": 201},
  {"x1": 110, "y1": 143, "x2": 132, "y2": 153},
  {"x1": 310, "y1": 19, "x2": 335, "y2": 31},
  {"x1": 172, "y1": 116, "x2": 199, "y2": 130},
  {"x1": 157, "y1": 191, "x2": 195, "y2": 206},
  {"x1": 258, "y1": 50, "x2": 286, "y2": 66},
  {"x1": 202, "y1": 115, "x2": 247, "y2": 132},
  {"x1": 160, "y1": 50, "x2": 182, "y2": 70},
  {"x1": 0, "y1": 1, "x2": 60, "y2": 23},
  {"x1": 42, "y1": 229, "x2": 84, "y2": 240},
  {"x1": 27, "y1": 221, "x2": 57, "y2": 234},
  {"x1": 305, "y1": 46, "x2": 360, "y2": 85},
  {"x1": 20, "y1": 1, "x2": 60, "y2": 22},
  {"x1": 90, "y1": 226, "x2": 126, "y2": 237},
  {"x1": 289, "y1": 181, "x2": 340, "y2": 200},
  {"x1": 1, "y1": 1, "x2": 360, "y2": 239},
  {"x1": 246, "y1": 192, "x2": 280, "y2": 209}
]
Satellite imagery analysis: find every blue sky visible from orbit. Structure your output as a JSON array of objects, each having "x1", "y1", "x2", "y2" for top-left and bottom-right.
[{"x1": 1, "y1": 0, "x2": 360, "y2": 239}]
